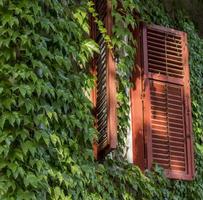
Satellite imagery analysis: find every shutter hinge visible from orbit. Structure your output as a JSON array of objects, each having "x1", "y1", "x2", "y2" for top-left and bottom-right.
[
  {"x1": 186, "y1": 97, "x2": 190, "y2": 115},
  {"x1": 144, "y1": 158, "x2": 147, "y2": 168},
  {"x1": 141, "y1": 91, "x2": 145, "y2": 102},
  {"x1": 186, "y1": 133, "x2": 192, "y2": 138},
  {"x1": 139, "y1": 31, "x2": 142, "y2": 38}
]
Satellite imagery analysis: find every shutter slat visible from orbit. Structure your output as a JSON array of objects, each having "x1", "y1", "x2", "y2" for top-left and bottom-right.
[
  {"x1": 148, "y1": 41, "x2": 182, "y2": 52},
  {"x1": 153, "y1": 154, "x2": 169, "y2": 160},
  {"x1": 148, "y1": 45, "x2": 182, "y2": 57},
  {"x1": 148, "y1": 49, "x2": 182, "y2": 61},
  {"x1": 148, "y1": 54, "x2": 183, "y2": 66},
  {"x1": 152, "y1": 119, "x2": 167, "y2": 125},
  {"x1": 148, "y1": 59, "x2": 183, "y2": 71},
  {"x1": 147, "y1": 28, "x2": 182, "y2": 40},
  {"x1": 148, "y1": 33, "x2": 182, "y2": 42},
  {"x1": 147, "y1": 37, "x2": 182, "y2": 49}
]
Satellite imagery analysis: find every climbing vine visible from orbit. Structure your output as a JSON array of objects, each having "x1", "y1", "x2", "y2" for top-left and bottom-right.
[{"x1": 0, "y1": 0, "x2": 202, "y2": 199}]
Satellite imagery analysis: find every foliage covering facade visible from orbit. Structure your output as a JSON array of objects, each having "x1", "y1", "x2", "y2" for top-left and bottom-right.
[{"x1": 0, "y1": 0, "x2": 202, "y2": 199}]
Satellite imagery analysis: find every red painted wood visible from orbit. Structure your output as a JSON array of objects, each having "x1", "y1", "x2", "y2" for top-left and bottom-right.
[
  {"x1": 130, "y1": 26, "x2": 145, "y2": 170},
  {"x1": 106, "y1": 0, "x2": 117, "y2": 150},
  {"x1": 132, "y1": 24, "x2": 195, "y2": 180},
  {"x1": 142, "y1": 25, "x2": 153, "y2": 169},
  {"x1": 147, "y1": 24, "x2": 184, "y2": 36},
  {"x1": 182, "y1": 32, "x2": 195, "y2": 180},
  {"x1": 148, "y1": 73, "x2": 184, "y2": 86},
  {"x1": 90, "y1": 0, "x2": 117, "y2": 159}
]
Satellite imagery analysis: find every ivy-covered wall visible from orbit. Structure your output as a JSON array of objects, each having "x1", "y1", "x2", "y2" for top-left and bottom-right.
[
  {"x1": 0, "y1": 0, "x2": 202, "y2": 199},
  {"x1": 163, "y1": 0, "x2": 203, "y2": 37}
]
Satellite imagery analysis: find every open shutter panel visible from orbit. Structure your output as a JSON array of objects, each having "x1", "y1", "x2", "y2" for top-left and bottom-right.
[
  {"x1": 142, "y1": 25, "x2": 195, "y2": 180},
  {"x1": 91, "y1": 0, "x2": 117, "y2": 158}
]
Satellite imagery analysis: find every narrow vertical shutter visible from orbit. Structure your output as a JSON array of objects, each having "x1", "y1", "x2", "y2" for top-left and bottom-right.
[
  {"x1": 91, "y1": 0, "x2": 117, "y2": 158},
  {"x1": 142, "y1": 25, "x2": 195, "y2": 180},
  {"x1": 130, "y1": 26, "x2": 145, "y2": 170}
]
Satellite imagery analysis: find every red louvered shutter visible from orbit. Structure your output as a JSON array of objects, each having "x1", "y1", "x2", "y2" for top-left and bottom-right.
[
  {"x1": 90, "y1": 0, "x2": 117, "y2": 159},
  {"x1": 131, "y1": 24, "x2": 195, "y2": 180},
  {"x1": 143, "y1": 24, "x2": 195, "y2": 180}
]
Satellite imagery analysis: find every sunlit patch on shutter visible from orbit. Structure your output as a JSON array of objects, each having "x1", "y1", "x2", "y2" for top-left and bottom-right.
[
  {"x1": 150, "y1": 80, "x2": 186, "y2": 172},
  {"x1": 147, "y1": 27, "x2": 184, "y2": 79}
]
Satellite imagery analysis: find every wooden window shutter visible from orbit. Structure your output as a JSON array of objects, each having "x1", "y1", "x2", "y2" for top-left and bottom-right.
[
  {"x1": 131, "y1": 24, "x2": 195, "y2": 180},
  {"x1": 90, "y1": 0, "x2": 117, "y2": 159}
]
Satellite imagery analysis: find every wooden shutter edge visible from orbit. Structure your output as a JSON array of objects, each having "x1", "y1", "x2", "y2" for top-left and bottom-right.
[
  {"x1": 147, "y1": 24, "x2": 183, "y2": 36},
  {"x1": 90, "y1": 0, "x2": 117, "y2": 160},
  {"x1": 89, "y1": 11, "x2": 99, "y2": 159},
  {"x1": 165, "y1": 170, "x2": 194, "y2": 180},
  {"x1": 106, "y1": 49, "x2": 117, "y2": 149},
  {"x1": 106, "y1": 0, "x2": 117, "y2": 151},
  {"x1": 182, "y1": 32, "x2": 195, "y2": 180},
  {"x1": 130, "y1": 24, "x2": 145, "y2": 170},
  {"x1": 142, "y1": 24, "x2": 153, "y2": 170}
]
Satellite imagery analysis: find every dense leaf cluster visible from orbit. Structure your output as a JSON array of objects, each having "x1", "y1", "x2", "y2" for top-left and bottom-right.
[
  {"x1": 0, "y1": 0, "x2": 202, "y2": 199},
  {"x1": 0, "y1": 0, "x2": 97, "y2": 199}
]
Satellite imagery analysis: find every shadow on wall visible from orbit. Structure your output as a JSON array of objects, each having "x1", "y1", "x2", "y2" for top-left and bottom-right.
[{"x1": 163, "y1": 0, "x2": 203, "y2": 38}]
